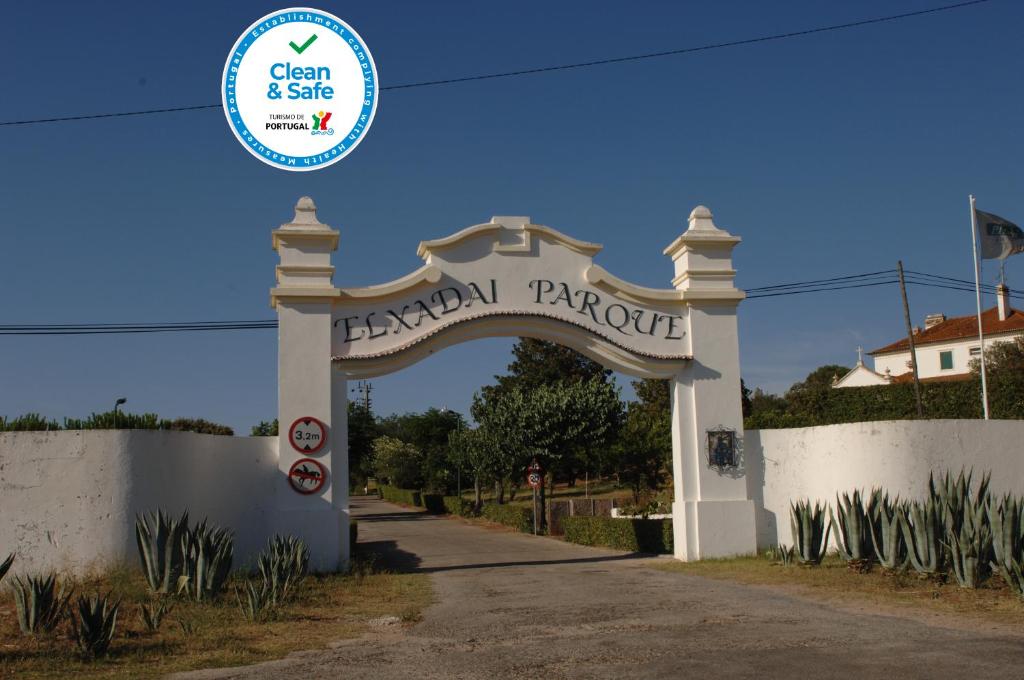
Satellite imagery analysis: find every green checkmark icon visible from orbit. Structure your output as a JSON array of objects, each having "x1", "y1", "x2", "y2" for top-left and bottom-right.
[{"x1": 289, "y1": 34, "x2": 317, "y2": 54}]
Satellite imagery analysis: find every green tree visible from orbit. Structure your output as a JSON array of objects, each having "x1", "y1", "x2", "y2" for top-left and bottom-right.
[
  {"x1": 973, "y1": 336, "x2": 1024, "y2": 418},
  {"x1": 782, "y1": 364, "x2": 850, "y2": 424},
  {"x1": 447, "y1": 426, "x2": 502, "y2": 510},
  {"x1": 348, "y1": 402, "x2": 379, "y2": 488},
  {"x1": 250, "y1": 419, "x2": 279, "y2": 437},
  {"x1": 370, "y1": 435, "x2": 423, "y2": 489},
  {"x1": 378, "y1": 408, "x2": 464, "y2": 493},
  {"x1": 481, "y1": 339, "x2": 611, "y2": 402},
  {"x1": 614, "y1": 403, "x2": 671, "y2": 503}
]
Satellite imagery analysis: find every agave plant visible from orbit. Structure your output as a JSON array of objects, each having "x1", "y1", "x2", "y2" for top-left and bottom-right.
[
  {"x1": 70, "y1": 592, "x2": 121, "y2": 657},
  {"x1": 790, "y1": 500, "x2": 831, "y2": 566},
  {"x1": 930, "y1": 469, "x2": 990, "y2": 531},
  {"x1": 899, "y1": 498, "x2": 944, "y2": 576},
  {"x1": 181, "y1": 519, "x2": 234, "y2": 602},
  {"x1": 236, "y1": 581, "x2": 274, "y2": 623},
  {"x1": 12, "y1": 572, "x2": 73, "y2": 634},
  {"x1": 136, "y1": 510, "x2": 189, "y2": 594},
  {"x1": 138, "y1": 599, "x2": 173, "y2": 633},
  {"x1": 830, "y1": 490, "x2": 875, "y2": 569},
  {"x1": 869, "y1": 493, "x2": 907, "y2": 571},
  {"x1": 989, "y1": 494, "x2": 1024, "y2": 576},
  {"x1": 947, "y1": 499, "x2": 993, "y2": 588},
  {"x1": 0, "y1": 553, "x2": 14, "y2": 584},
  {"x1": 257, "y1": 535, "x2": 310, "y2": 605}
]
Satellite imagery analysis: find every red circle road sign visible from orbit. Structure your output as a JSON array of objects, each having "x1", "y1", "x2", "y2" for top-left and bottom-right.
[
  {"x1": 288, "y1": 458, "x2": 327, "y2": 495},
  {"x1": 289, "y1": 416, "x2": 327, "y2": 454}
]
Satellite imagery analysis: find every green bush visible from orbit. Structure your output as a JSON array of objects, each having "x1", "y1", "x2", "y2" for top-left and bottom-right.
[
  {"x1": 1, "y1": 410, "x2": 234, "y2": 435},
  {"x1": 745, "y1": 379, "x2": 992, "y2": 429},
  {"x1": 380, "y1": 486, "x2": 422, "y2": 507},
  {"x1": 421, "y1": 494, "x2": 446, "y2": 513},
  {"x1": 481, "y1": 504, "x2": 533, "y2": 533},
  {"x1": 563, "y1": 516, "x2": 673, "y2": 554},
  {"x1": 443, "y1": 496, "x2": 473, "y2": 516}
]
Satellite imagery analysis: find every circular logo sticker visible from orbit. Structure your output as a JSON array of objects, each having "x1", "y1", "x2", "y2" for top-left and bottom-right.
[
  {"x1": 289, "y1": 458, "x2": 327, "y2": 494},
  {"x1": 222, "y1": 7, "x2": 378, "y2": 171}
]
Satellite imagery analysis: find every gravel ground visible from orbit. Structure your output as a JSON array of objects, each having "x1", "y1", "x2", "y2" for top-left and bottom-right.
[{"x1": 172, "y1": 498, "x2": 1024, "y2": 679}]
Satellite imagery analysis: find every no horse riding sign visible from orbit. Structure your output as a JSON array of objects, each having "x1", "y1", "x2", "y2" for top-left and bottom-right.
[{"x1": 289, "y1": 458, "x2": 326, "y2": 494}]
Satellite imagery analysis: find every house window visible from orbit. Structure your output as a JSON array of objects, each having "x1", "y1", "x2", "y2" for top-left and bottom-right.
[
  {"x1": 940, "y1": 350, "x2": 954, "y2": 370},
  {"x1": 970, "y1": 347, "x2": 981, "y2": 357}
]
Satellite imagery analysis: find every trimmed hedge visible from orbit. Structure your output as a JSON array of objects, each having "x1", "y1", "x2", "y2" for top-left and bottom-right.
[
  {"x1": 481, "y1": 503, "x2": 534, "y2": 533},
  {"x1": 380, "y1": 486, "x2": 422, "y2": 507},
  {"x1": 421, "y1": 493, "x2": 445, "y2": 514},
  {"x1": 443, "y1": 496, "x2": 473, "y2": 516},
  {"x1": 563, "y1": 516, "x2": 673, "y2": 554}
]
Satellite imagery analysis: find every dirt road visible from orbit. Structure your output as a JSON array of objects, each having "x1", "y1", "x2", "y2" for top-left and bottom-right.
[{"x1": 174, "y1": 498, "x2": 1024, "y2": 679}]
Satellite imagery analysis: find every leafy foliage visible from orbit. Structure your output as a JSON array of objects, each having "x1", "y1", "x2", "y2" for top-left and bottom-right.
[
  {"x1": 250, "y1": 419, "x2": 279, "y2": 436},
  {"x1": 0, "y1": 413, "x2": 61, "y2": 431},
  {"x1": 379, "y1": 485, "x2": 422, "y2": 507},
  {"x1": 2, "y1": 410, "x2": 233, "y2": 434},
  {"x1": 371, "y1": 436, "x2": 424, "y2": 489},
  {"x1": 480, "y1": 504, "x2": 534, "y2": 533},
  {"x1": 563, "y1": 516, "x2": 673, "y2": 553}
]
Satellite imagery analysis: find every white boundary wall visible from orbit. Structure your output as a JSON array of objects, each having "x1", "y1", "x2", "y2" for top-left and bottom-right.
[
  {"x1": 0, "y1": 430, "x2": 278, "y2": 575},
  {"x1": 745, "y1": 420, "x2": 1024, "y2": 550}
]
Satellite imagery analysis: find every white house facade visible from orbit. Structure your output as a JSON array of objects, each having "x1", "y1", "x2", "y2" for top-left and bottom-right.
[{"x1": 848, "y1": 285, "x2": 1023, "y2": 385}]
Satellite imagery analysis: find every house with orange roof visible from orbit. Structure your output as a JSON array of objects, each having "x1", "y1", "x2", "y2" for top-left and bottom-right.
[{"x1": 833, "y1": 284, "x2": 1023, "y2": 387}]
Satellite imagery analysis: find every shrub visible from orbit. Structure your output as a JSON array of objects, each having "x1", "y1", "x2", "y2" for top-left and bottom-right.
[
  {"x1": 380, "y1": 486, "x2": 422, "y2": 507},
  {"x1": 161, "y1": 418, "x2": 234, "y2": 436},
  {"x1": 481, "y1": 504, "x2": 534, "y2": 533},
  {"x1": 563, "y1": 516, "x2": 673, "y2": 553},
  {"x1": 443, "y1": 496, "x2": 473, "y2": 516},
  {"x1": 0, "y1": 413, "x2": 61, "y2": 431},
  {"x1": 421, "y1": 494, "x2": 445, "y2": 513}
]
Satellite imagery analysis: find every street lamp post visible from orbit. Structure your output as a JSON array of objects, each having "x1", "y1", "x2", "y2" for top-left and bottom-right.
[{"x1": 114, "y1": 397, "x2": 127, "y2": 429}]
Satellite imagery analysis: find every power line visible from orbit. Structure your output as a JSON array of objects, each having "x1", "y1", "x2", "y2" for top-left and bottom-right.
[
  {"x1": 4, "y1": 266, "x2": 1019, "y2": 335},
  {"x1": 0, "y1": 0, "x2": 995, "y2": 127}
]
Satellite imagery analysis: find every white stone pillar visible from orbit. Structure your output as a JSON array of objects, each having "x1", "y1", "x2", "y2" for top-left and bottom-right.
[
  {"x1": 271, "y1": 197, "x2": 349, "y2": 572},
  {"x1": 664, "y1": 206, "x2": 756, "y2": 560}
]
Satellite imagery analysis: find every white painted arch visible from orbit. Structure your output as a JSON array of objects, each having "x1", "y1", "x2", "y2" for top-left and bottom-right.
[{"x1": 271, "y1": 198, "x2": 757, "y2": 569}]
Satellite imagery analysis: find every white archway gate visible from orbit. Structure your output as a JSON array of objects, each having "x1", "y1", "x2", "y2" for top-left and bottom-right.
[{"x1": 271, "y1": 197, "x2": 757, "y2": 570}]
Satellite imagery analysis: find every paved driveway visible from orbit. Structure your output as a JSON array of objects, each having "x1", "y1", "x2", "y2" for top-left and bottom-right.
[{"x1": 178, "y1": 498, "x2": 1024, "y2": 679}]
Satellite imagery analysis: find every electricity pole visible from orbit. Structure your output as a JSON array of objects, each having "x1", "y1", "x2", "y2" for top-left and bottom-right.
[{"x1": 897, "y1": 261, "x2": 924, "y2": 418}]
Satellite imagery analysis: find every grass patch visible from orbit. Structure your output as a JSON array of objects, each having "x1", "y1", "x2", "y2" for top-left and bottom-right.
[
  {"x1": 653, "y1": 552, "x2": 1024, "y2": 627},
  {"x1": 0, "y1": 558, "x2": 431, "y2": 679}
]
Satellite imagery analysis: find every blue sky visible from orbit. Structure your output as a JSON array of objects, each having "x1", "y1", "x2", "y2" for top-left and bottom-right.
[{"x1": 1, "y1": 0, "x2": 1021, "y2": 433}]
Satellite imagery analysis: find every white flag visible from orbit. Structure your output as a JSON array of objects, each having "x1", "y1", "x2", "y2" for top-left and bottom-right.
[{"x1": 976, "y1": 209, "x2": 1024, "y2": 260}]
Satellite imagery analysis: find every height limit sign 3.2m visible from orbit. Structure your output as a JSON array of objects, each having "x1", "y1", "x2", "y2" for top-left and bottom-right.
[{"x1": 289, "y1": 416, "x2": 327, "y2": 454}]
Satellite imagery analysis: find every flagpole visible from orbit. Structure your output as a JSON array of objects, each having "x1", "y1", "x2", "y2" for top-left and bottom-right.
[{"x1": 969, "y1": 194, "x2": 991, "y2": 420}]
